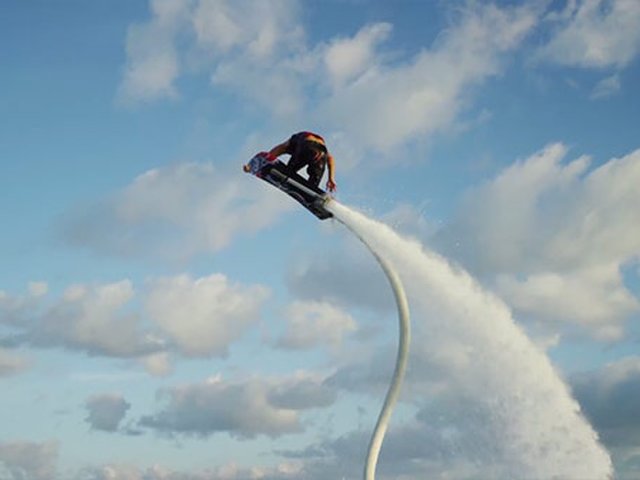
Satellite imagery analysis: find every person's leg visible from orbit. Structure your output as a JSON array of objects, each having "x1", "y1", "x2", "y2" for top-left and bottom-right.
[
  {"x1": 286, "y1": 154, "x2": 309, "y2": 174},
  {"x1": 307, "y1": 160, "x2": 326, "y2": 188}
]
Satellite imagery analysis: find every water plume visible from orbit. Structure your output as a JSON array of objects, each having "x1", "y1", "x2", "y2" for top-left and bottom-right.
[{"x1": 327, "y1": 200, "x2": 612, "y2": 479}]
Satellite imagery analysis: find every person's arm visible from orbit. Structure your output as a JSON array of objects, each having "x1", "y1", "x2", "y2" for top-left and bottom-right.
[
  {"x1": 269, "y1": 140, "x2": 290, "y2": 158},
  {"x1": 326, "y1": 153, "x2": 336, "y2": 192}
]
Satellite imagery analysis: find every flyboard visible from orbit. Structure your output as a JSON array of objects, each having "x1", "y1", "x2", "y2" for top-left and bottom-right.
[{"x1": 244, "y1": 152, "x2": 333, "y2": 220}]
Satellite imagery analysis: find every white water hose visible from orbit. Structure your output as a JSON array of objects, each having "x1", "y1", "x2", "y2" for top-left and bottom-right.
[{"x1": 329, "y1": 201, "x2": 411, "y2": 480}]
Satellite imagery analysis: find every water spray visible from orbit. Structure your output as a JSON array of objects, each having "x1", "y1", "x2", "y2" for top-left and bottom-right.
[{"x1": 327, "y1": 199, "x2": 613, "y2": 479}]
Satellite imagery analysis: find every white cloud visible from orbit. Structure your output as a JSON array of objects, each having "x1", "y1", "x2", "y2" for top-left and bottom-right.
[
  {"x1": 85, "y1": 394, "x2": 132, "y2": 432},
  {"x1": 266, "y1": 371, "x2": 337, "y2": 410},
  {"x1": 1, "y1": 274, "x2": 268, "y2": 361},
  {"x1": 277, "y1": 300, "x2": 357, "y2": 350},
  {"x1": 0, "y1": 282, "x2": 51, "y2": 328},
  {"x1": 31, "y1": 280, "x2": 159, "y2": 357},
  {"x1": 591, "y1": 73, "x2": 621, "y2": 99},
  {"x1": 537, "y1": 0, "x2": 640, "y2": 68},
  {"x1": 192, "y1": 0, "x2": 302, "y2": 59},
  {"x1": 145, "y1": 274, "x2": 268, "y2": 357},
  {"x1": 319, "y1": 4, "x2": 539, "y2": 151},
  {"x1": 120, "y1": 2, "x2": 540, "y2": 155},
  {"x1": 496, "y1": 265, "x2": 636, "y2": 340},
  {"x1": 437, "y1": 144, "x2": 640, "y2": 339},
  {"x1": 323, "y1": 23, "x2": 391, "y2": 88},
  {"x1": 195, "y1": 0, "x2": 308, "y2": 116},
  {"x1": 140, "y1": 373, "x2": 336, "y2": 439},
  {"x1": 120, "y1": 0, "x2": 304, "y2": 109},
  {"x1": 118, "y1": 0, "x2": 192, "y2": 103},
  {"x1": 63, "y1": 162, "x2": 293, "y2": 260},
  {"x1": 0, "y1": 441, "x2": 58, "y2": 480},
  {"x1": 0, "y1": 280, "x2": 158, "y2": 358}
]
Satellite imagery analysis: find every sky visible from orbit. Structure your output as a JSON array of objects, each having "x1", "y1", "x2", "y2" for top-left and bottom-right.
[{"x1": 1, "y1": 0, "x2": 639, "y2": 479}]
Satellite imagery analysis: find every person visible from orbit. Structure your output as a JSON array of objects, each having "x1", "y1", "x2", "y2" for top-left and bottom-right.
[{"x1": 244, "y1": 131, "x2": 337, "y2": 192}]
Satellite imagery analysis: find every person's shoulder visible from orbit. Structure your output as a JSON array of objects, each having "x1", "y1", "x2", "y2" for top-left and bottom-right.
[{"x1": 289, "y1": 132, "x2": 303, "y2": 143}]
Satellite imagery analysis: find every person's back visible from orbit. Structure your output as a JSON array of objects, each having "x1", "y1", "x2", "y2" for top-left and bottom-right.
[{"x1": 249, "y1": 131, "x2": 336, "y2": 192}]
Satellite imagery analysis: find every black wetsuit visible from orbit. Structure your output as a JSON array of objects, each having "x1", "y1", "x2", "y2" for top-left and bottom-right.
[{"x1": 285, "y1": 132, "x2": 328, "y2": 187}]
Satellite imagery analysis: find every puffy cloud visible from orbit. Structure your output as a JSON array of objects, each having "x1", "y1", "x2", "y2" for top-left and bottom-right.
[
  {"x1": 192, "y1": 0, "x2": 302, "y2": 58},
  {"x1": 537, "y1": 0, "x2": 640, "y2": 69},
  {"x1": 196, "y1": 0, "x2": 308, "y2": 116},
  {"x1": 277, "y1": 300, "x2": 357, "y2": 350},
  {"x1": 0, "y1": 280, "x2": 158, "y2": 358},
  {"x1": 120, "y1": 2, "x2": 540, "y2": 155},
  {"x1": 0, "y1": 348, "x2": 30, "y2": 377},
  {"x1": 120, "y1": 0, "x2": 304, "y2": 110},
  {"x1": 62, "y1": 162, "x2": 293, "y2": 261},
  {"x1": 0, "y1": 282, "x2": 50, "y2": 329},
  {"x1": 265, "y1": 372, "x2": 336, "y2": 410},
  {"x1": 118, "y1": 0, "x2": 193, "y2": 103},
  {"x1": 140, "y1": 373, "x2": 336, "y2": 439},
  {"x1": 323, "y1": 23, "x2": 392, "y2": 88},
  {"x1": 0, "y1": 441, "x2": 58, "y2": 480},
  {"x1": 34, "y1": 281, "x2": 161, "y2": 357},
  {"x1": 85, "y1": 394, "x2": 132, "y2": 432},
  {"x1": 145, "y1": 273, "x2": 268, "y2": 357},
  {"x1": 495, "y1": 265, "x2": 637, "y2": 340},
  {"x1": 436, "y1": 144, "x2": 640, "y2": 339},
  {"x1": 319, "y1": 4, "x2": 539, "y2": 151},
  {"x1": 0, "y1": 274, "x2": 267, "y2": 360}
]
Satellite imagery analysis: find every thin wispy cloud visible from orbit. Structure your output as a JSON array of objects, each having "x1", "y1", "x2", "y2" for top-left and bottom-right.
[
  {"x1": 591, "y1": 73, "x2": 621, "y2": 99},
  {"x1": 537, "y1": 0, "x2": 640, "y2": 69}
]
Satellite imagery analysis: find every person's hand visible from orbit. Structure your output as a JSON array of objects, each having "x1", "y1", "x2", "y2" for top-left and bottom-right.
[
  {"x1": 326, "y1": 179, "x2": 336, "y2": 193},
  {"x1": 242, "y1": 164, "x2": 251, "y2": 173}
]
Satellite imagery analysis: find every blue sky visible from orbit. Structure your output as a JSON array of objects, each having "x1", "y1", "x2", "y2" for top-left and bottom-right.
[{"x1": 1, "y1": 0, "x2": 640, "y2": 478}]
